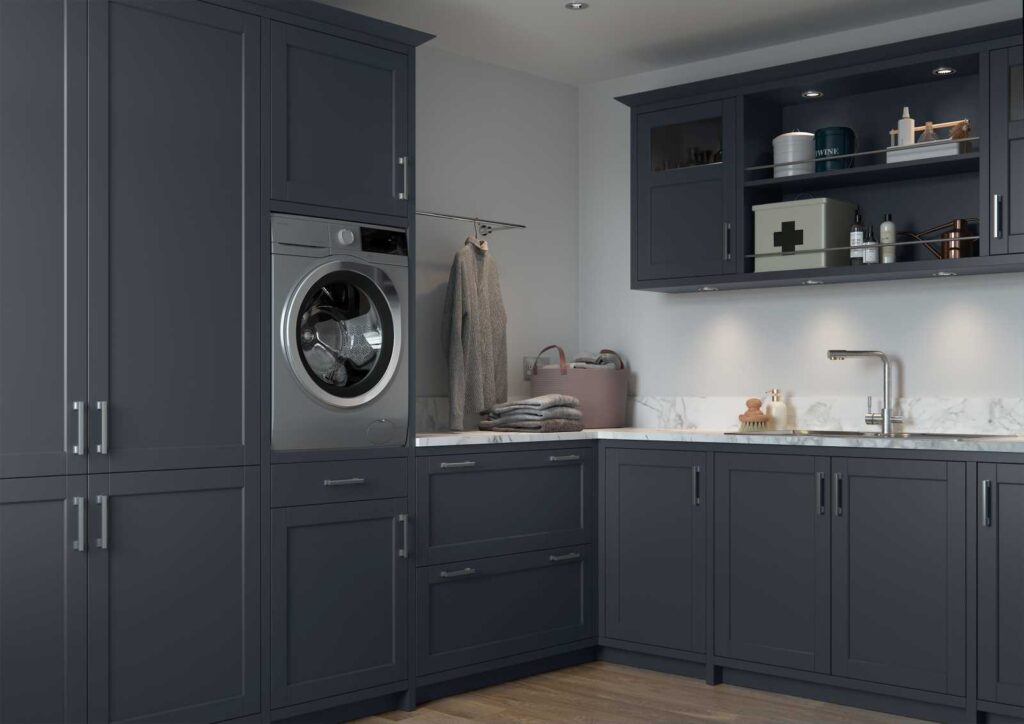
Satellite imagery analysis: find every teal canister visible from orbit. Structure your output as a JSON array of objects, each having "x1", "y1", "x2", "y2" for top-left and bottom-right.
[{"x1": 814, "y1": 126, "x2": 855, "y2": 171}]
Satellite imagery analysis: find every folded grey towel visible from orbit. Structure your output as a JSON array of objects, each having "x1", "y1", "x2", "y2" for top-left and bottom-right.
[
  {"x1": 488, "y1": 394, "x2": 579, "y2": 415},
  {"x1": 484, "y1": 406, "x2": 583, "y2": 424},
  {"x1": 479, "y1": 418, "x2": 584, "y2": 433},
  {"x1": 572, "y1": 352, "x2": 620, "y2": 367}
]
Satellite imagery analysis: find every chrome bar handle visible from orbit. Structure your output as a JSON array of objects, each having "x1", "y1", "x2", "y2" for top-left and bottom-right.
[
  {"x1": 72, "y1": 497, "x2": 86, "y2": 552},
  {"x1": 439, "y1": 567, "x2": 476, "y2": 579},
  {"x1": 72, "y1": 401, "x2": 86, "y2": 456},
  {"x1": 549, "y1": 454, "x2": 580, "y2": 462},
  {"x1": 440, "y1": 461, "x2": 476, "y2": 470},
  {"x1": 95, "y1": 401, "x2": 109, "y2": 455},
  {"x1": 833, "y1": 472, "x2": 843, "y2": 517},
  {"x1": 982, "y1": 480, "x2": 992, "y2": 527},
  {"x1": 397, "y1": 156, "x2": 409, "y2": 201},
  {"x1": 398, "y1": 514, "x2": 410, "y2": 558},
  {"x1": 549, "y1": 552, "x2": 581, "y2": 562},
  {"x1": 723, "y1": 222, "x2": 732, "y2": 261},
  {"x1": 692, "y1": 466, "x2": 701, "y2": 506},
  {"x1": 994, "y1": 195, "x2": 1003, "y2": 239},
  {"x1": 323, "y1": 477, "x2": 365, "y2": 487},
  {"x1": 817, "y1": 472, "x2": 826, "y2": 515},
  {"x1": 95, "y1": 495, "x2": 109, "y2": 550}
]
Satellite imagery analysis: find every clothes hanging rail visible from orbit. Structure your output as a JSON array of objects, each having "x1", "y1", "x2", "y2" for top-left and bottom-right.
[{"x1": 416, "y1": 210, "x2": 525, "y2": 236}]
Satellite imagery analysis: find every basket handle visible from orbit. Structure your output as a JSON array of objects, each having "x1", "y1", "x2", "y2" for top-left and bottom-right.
[
  {"x1": 532, "y1": 345, "x2": 568, "y2": 376},
  {"x1": 598, "y1": 349, "x2": 626, "y2": 370}
]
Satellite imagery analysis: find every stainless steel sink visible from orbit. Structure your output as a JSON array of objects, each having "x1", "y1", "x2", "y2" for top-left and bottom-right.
[{"x1": 725, "y1": 429, "x2": 1009, "y2": 441}]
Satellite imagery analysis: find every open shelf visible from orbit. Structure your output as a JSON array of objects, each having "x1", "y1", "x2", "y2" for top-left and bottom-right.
[{"x1": 744, "y1": 152, "x2": 980, "y2": 193}]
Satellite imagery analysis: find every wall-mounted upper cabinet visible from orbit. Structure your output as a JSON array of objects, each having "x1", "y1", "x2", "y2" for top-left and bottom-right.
[
  {"x1": 270, "y1": 22, "x2": 411, "y2": 219},
  {"x1": 620, "y1": 22, "x2": 1023, "y2": 292}
]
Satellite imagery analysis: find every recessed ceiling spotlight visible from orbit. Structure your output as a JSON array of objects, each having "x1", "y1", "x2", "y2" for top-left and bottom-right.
[
  {"x1": 933, "y1": 271, "x2": 958, "y2": 277},
  {"x1": 932, "y1": 66, "x2": 957, "y2": 76},
  {"x1": 697, "y1": 286, "x2": 719, "y2": 292},
  {"x1": 565, "y1": 2, "x2": 589, "y2": 9},
  {"x1": 801, "y1": 89, "x2": 824, "y2": 99},
  {"x1": 803, "y1": 279, "x2": 824, "y2": 285}
]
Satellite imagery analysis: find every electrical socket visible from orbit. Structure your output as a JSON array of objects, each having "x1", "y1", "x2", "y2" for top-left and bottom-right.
[{"x1": 523, "y1": 355, "x2": 551, "y2": 381}]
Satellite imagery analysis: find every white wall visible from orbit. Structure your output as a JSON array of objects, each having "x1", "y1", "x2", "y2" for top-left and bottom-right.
[
  {"x1": 415, "y1": 47, "x2": 579, "y2": 401},
  {"x1": 578, "y1": 0, "x2": 1024, "y2": 401}
]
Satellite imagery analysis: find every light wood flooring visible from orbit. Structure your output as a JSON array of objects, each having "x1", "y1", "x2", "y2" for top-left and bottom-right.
[{"x1": 357, "y1": 662, "x2": 926, "y2": 723}]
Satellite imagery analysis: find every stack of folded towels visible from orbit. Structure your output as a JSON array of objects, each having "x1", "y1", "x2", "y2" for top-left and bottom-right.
[{"x1": 479, "y1": 394, "x2": 584, "y2": 433}]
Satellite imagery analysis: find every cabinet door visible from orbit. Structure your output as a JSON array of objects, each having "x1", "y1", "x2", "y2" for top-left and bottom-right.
[
  {"x1": 602, "y1": 448, "x2": 705, "y2": 654},
  {"x1": 0, "y1": 0, "x2": 87, "y2": 479},
  {"x1": 714, "y1": 453, "x2": 830, "y2": 673},
  {"x1": 990, "y1": 45, "x2": 1024, "y2": 255},
  {"x1": 87, "y1": 0, "x2": 260, "y2": 474},
  {"x1": 0, "y1": 476, "x2": 86, "y2": 724},
  {"x1": 87, "y1": 467, "x2": 259, "y2": 724},
  {"x1": 270, "y1": 21, "x2": 410, "y2": 217},
  {"x1": 831, "y1": 458, "x2": 966, "y2": 695},
  {"x1": 635, "y1": 99, "x2": 736, "y2": 282},
  {"x1": 979, "y1": 463, "x2": 1024, "y2": 707},
  {"x1": 270, "y1": 499, "x2": 408, "y2": 709}
]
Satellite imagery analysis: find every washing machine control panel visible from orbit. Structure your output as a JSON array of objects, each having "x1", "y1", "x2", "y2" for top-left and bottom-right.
[{"x1": 272, "y1": 213, "x2": 408, "y2": 260}]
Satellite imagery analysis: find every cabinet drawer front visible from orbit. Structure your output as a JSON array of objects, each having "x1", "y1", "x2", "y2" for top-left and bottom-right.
[
  {"x1": 271, "y1": 457, "x2": 408, "y2": 507},
  {"x1": 416, "y1": 545, "x2": 594, "y2": 675},
  {"x1": 416, "y1": 448, "x2": 593, "y2": 564}
]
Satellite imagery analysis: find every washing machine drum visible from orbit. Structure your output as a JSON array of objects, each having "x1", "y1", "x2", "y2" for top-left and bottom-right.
[{"x1": 292, "y1": 267, "x2": 397, "y2": 403}]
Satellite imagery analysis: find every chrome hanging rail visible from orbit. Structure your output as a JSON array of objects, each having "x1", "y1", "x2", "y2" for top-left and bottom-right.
[{"x1": 416, "y1": 210, "x2": 526, "y2": 236}]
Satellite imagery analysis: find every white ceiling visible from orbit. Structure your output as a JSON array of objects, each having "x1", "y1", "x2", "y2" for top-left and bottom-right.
[{"x1": 324, "y1": 0, "x2": 981, "y2": 85}]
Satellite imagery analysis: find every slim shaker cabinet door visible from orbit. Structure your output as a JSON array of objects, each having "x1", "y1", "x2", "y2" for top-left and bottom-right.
[
  {"x1": 714, "y1": 453, "x2": 831, "y2": 673},
  {"x1": 830, "y1": 458, "x2": 966, "y2": 696},
  {"x1": 634, "y1": 99, "x2": 736, "y2": 283},
  {"x1": 269, "y1": 21, "x2": 410, "y2": 217},
  {"x1": 0, "y1": 0, "x2": 87, "y2": 479},
  {"x1": 87, "y1": 467, "x2": 259, "y2": 724},
  {"x1": 979, "y1": 463, "x2": 1024, "y2": 707},
  {"x1": 270, "y1": 499, "x2": 409, "y2": 709},
  {"x1": 602, "y1": 448, "x2": 706, "y2": 654},
  {"x1": 0, "y1": 476, "x2": 87, "y2": 724},
  {"x1": 989, "y1": 45, "x2": 1024, "y2": 255},
  {"x1": 86, "y1": 0, "x2": 260, "y2": 474}
]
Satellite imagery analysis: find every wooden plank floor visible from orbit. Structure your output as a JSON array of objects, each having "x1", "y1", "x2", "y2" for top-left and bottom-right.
[{"x1": 357, "y1": 662, "x2": 926, "y2": 723}]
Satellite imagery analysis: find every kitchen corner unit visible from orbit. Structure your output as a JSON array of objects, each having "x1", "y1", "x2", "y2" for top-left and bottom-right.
[{"x1": 620, "y1": 21, "x2": 1024, "y2": 292}]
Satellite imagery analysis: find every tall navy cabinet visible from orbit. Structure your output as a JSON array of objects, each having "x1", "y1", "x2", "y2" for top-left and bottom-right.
[{"x1": 990, "y1": 45, "x2": 1024, "y2": 255}]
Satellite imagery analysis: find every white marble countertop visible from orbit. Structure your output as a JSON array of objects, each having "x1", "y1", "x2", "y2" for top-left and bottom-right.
[{"x1": 415, "y1": 428, "x2": 1024, "y2": 453}]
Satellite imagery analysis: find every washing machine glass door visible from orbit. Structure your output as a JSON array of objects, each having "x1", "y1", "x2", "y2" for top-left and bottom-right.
[{"x1": 285, "y1": 260, "x2": 401, "y2": 408}]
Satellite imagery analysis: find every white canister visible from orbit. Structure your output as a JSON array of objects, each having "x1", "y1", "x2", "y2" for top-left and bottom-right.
[{"x1": 772, "y1": 131, "x2": 815, "y2": 178}]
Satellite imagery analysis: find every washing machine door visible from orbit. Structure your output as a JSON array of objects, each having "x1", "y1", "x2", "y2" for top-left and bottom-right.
[{"x1": 283, "y1": 259, "x2": 402, "y2": 408}]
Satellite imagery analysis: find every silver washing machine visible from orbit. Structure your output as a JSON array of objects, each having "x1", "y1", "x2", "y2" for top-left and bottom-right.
[{"x1": 271, "y1": 213, "x2": 409, "y2": 451}]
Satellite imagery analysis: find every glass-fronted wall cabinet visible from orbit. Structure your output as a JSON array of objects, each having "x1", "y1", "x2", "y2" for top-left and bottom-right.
[
  {"x1": 990, "y1": 45, "x2": 1023, "y2": 255},
  {"x1": 634, "y1": 99, "x2": 736, "y2": 282}
]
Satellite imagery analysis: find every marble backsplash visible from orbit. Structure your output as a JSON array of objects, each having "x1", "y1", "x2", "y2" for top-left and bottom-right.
[{"x1": 416, "y1": 395, "x2": 1024, "y2": 435}]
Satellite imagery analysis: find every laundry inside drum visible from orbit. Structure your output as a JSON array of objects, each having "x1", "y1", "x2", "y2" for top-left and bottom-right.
[{"x1": 298, "y1": 282, "x2": 384, "y2": 391}]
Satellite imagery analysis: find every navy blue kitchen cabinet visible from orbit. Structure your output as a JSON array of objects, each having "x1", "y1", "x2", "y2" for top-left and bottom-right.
[
  {"x1": 0, "y1": 476, "x2": 87, "y2": 724},
  {"x1": 270, "y1": 498, "x2": 410, "y2": 709},
  {"x1": 990, "y1": 45, "x2": 1024, "y2": 255},
  {"x1": 714, "y1": 453, "x2": 831, "y2": 673},
  {"x1": 634, "y1": 100, "x2": 737, "y2": 284},
  {"x1": 87, "y1": 467, "x2": 260, "y2": 724},
  {"x1": 979, "y1": 463, "x2": 1024, "y2": 708},
  {"x1": 831, "y1": 457, "x2": 966, "y2": 695},
  {"x1": 270, "y1": 21, "x2": 411, "y2": 218},
  {"x1": 0, "y1": 0, "x2": 87, "y2": 481},
  {"x1": 602, "y1": 447, "x2": 706, "y2": 656},
  {"x1": 86, "y1": 0, "x2": 261, "y2": 474}
]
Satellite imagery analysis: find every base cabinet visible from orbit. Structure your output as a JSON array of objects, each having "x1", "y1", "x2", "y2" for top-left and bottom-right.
[
  {"x1": 714, "y1": 453, "x2": 831, "y2": 673},
  {"x1": 270, "y1": 499, "x2": 409, "y2": 709},
  {"x1": 0, "y1": 477, "x2": 87, "y2": 724},
  {"x1": 602, "y1": 448, "x2": 706, "y2": 654},
  {"x1": 87, "y1": 467, "x2": 260, "y2": 724},
  {"x1": 416, "y1": 546, "x2": 594, "y2": 676},
  {"x1": 979, "y1": 463, "x2": 1024, "y2": 707}
]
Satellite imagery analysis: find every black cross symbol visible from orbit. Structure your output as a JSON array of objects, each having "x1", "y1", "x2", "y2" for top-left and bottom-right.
[{"x1": 774, "y1": 221, "x2": 804, "y2": 254}]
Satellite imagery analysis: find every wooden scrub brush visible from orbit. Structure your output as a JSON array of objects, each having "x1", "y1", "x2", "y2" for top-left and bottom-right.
[{"x1": 738, "y1": 398, "x2": 770, "y2": 432}]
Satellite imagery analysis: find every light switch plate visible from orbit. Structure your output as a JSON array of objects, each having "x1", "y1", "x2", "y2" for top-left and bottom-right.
[{"x1": 523, "y1": 355, "x2": 551, "y2": 381}]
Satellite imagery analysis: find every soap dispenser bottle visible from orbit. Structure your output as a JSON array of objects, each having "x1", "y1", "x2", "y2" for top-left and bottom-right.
[
  {"x1": 898, "y1": 106, "x2": 916, "y2": 146},
  {"x1": 765, "y1": 389, "x2": 790, "y2": 431}
]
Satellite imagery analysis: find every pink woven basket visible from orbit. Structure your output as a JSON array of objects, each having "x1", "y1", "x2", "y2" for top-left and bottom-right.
[{"x1": 530, "y1": 345, "x2": 628, "y2": 429}]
